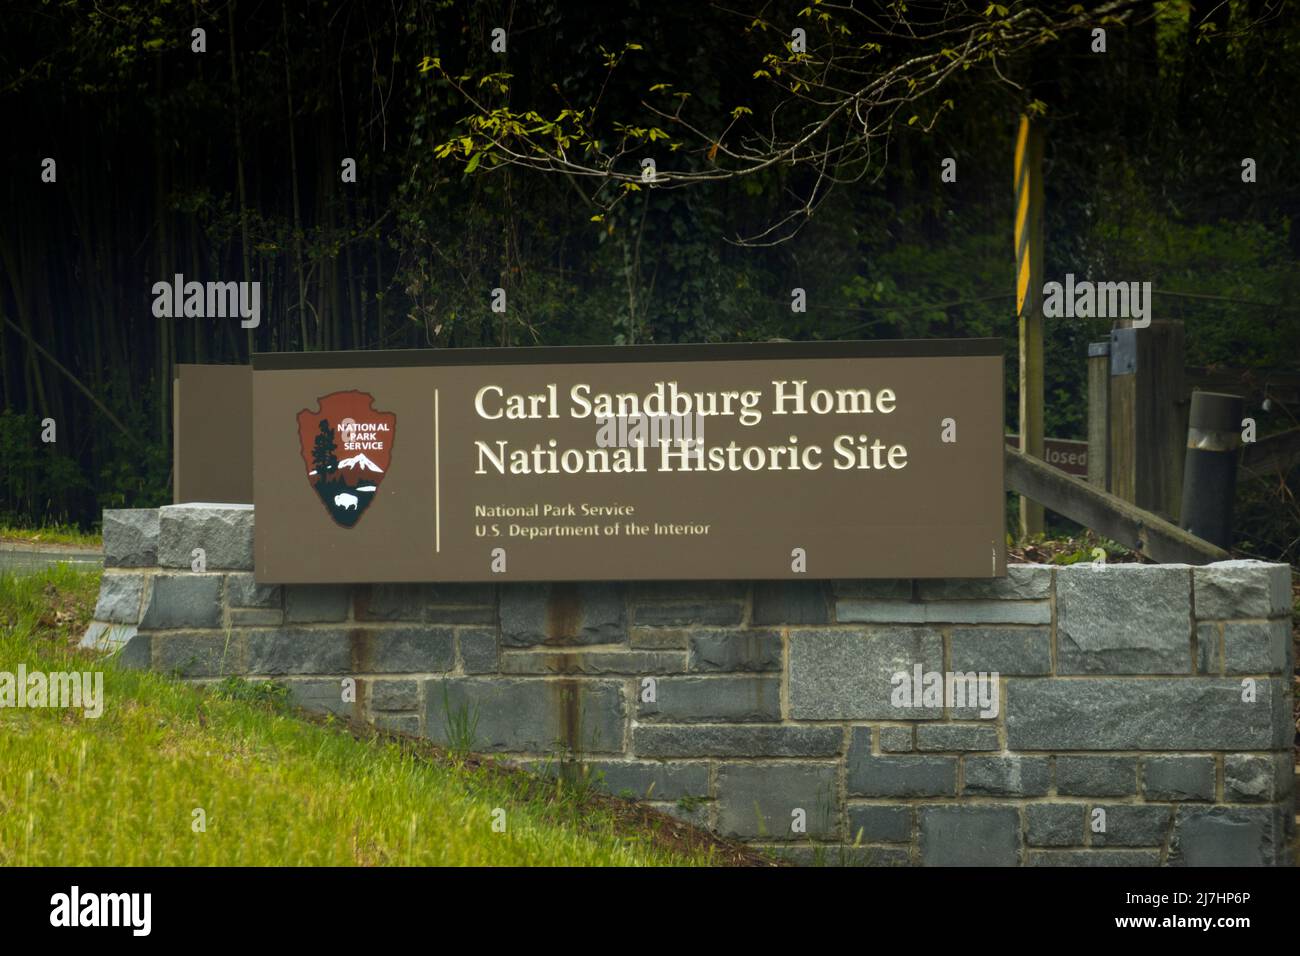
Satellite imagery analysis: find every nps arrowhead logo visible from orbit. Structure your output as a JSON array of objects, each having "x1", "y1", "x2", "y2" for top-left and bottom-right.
[{"x1": 296, "y1": 391, "x2": 396, "y2": 528}]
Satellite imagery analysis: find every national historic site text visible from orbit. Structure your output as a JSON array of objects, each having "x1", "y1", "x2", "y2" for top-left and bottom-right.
[{"x1": 472, "y1": 379, "x2": 910, "y2": 476}]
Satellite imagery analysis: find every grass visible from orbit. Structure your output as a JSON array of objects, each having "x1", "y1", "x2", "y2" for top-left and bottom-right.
[
  {"x1": 0, "y1": 521, "x2": 102, "y2": 549},
  {"x1": 0, "y1": 565, "x2": 742, "y2": 866},
  {"x1": 1008, "y1": 530, "x2": 1139, "y2": 565}
]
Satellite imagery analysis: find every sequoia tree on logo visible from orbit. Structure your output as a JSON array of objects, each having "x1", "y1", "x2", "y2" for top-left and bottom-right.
[{"x1": 296, "y1": 391, "x2": 396, "y2": 528}]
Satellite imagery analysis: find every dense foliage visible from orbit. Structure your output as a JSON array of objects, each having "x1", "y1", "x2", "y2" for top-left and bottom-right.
[{"x1": 1, "y1": 1, "x2": 1296, "y2": 558}]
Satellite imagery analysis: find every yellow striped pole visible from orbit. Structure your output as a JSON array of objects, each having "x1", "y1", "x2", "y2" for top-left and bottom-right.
[{"x1": 1014, "y1": 115, "x2": 1045, "y2": 537}]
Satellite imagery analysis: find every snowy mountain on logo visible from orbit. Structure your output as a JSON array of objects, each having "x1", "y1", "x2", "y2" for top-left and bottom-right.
[
  {"x1": 338, "y1": 453, "x2": 384, "y2": 473},
  {"x1": 308, "y1": 452, "x2": 385, "y2": 476}
]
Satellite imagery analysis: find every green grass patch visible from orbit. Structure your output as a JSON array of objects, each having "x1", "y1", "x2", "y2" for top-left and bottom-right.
[
  {"x1": 0, "y1": 566, "x2": 724, "y2": 866},
  {"x1": 0, "y1": 521, "x2": 102, "y2": 549}
]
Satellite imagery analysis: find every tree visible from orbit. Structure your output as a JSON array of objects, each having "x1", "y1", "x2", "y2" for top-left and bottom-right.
[
  {"x1": 1, "y1": 0, "x2": 1295, "y2": 549},
  {"x1": 426, "y1": 0, "x2": 1162, "y2": 244},
  {"x1": 312, "y1": 420, "x2": 338, "y2": 477}
]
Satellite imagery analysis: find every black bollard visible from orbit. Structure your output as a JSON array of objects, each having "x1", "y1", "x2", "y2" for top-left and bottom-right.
[{"x1": 1179, "y1": 391, "x2": 1244, "y2": 550}]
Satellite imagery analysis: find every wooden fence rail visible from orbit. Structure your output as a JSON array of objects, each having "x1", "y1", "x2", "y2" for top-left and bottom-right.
[{"x1": 1005, "y1": 447, "x2": 1229, "y2": 564}]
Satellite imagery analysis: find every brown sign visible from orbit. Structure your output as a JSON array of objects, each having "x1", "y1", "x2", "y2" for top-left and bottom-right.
[
  {"x1": 174, "y1": 364, "x2": 252, "y2": 504},
  {"x1": 251, "y1": 341, "x2": 1005, "y2": 582},
  {"x1": 1005, "y1": 435, "x2": 1089, "y2": 477}
]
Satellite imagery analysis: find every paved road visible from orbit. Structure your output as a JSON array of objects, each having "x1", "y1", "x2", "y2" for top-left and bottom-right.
[{"x1": 0, "y1": 542, "x2": 103, "y2": 575}]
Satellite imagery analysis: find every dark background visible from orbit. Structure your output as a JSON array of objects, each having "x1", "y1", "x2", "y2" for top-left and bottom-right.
[{"x1": 1, "y1": 0, "x2": 1297, "y2": 559}]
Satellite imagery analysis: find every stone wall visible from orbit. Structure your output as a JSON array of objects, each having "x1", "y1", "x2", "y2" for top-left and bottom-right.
[{"x1": 83, "y1": 504, "x2": 1296, "y2": 866}]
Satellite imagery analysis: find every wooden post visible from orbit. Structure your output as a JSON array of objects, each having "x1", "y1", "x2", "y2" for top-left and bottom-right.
[
  {"x1": 1014, "y1": 116, "x2": 1046, "y2": 537},
  {"x1": 1087, "y1": 341, "x2": 1110, "y2": 489},
  {"x1": 1108, "y1": 320, "x2": 1186, "y2": 520}
]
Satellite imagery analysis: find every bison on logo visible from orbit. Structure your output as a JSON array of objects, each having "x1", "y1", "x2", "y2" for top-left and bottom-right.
[{"x1": 296, "y1": 391, "x2": 396, "y2": 528}]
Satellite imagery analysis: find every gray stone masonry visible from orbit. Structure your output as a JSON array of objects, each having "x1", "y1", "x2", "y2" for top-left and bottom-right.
[
  {"x1": 158, "y1": 503, "x2": 254, "y2": 570},
  {"x1": 94, "y1": 572, "x2": 145, "y2": 624},
  {"x1": 1143, "y1": 756, "x2": 1216, "y2": 802},
  {"x1": 1056, "y1": 566, "x2": 1192, "y2": 674},
  {"x1": 82, "y1": 506, "x2": 1296, "y2": 867},
  {"x1": 715, "y1": 763, "x2": 839, "y2": 840},
  {"x1": 1056, "y1": 756, "x2": 1139, "y2": 797},
  {"x1": 103, "y1": 509, "x2": 160, "y2": 567}
]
